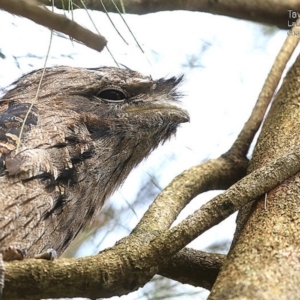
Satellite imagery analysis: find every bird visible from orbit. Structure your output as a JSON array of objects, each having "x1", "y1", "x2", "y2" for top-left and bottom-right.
[{"x1": 0, "y1": 66, "x2": 189, "y2": 260}]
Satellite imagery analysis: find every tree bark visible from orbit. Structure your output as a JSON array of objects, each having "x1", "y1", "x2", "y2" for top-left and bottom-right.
[{"x1": 209, "y1": 50, "x2": 300, "y2": 299}]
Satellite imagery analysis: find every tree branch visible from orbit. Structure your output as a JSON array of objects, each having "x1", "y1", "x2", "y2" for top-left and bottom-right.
[
  {"x1": 4, "y1": 143, "x2": 300, "y2": 299},
  {"x1": 159, "y1": 248, "x2": 225, "y2": 290},
  {"x1": 228, "y1": 19, "x2": 300, "y2": 158},
  {"x1": 210, "y1": 49, "x2": 300, "y2": 300},
  {"x1": 0, "y1": 0, "x2": 107, "y2": 52},
  {"x1": 39, "y1": 0, "x2": 300, "y2": 29},
  {"x1": 132, "y1": 156, "x2": 248, "y2": 236}
]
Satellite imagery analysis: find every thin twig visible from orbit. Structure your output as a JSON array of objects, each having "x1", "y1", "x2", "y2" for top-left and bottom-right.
[
  {"x1": 109, "y1": 0, "x2": 145, "y2": 53},
  {"x1": 229, "y1": 19, "x2": 300, "y2": 158},
  {"x1": 99, "y1": 0, "x2": 129, "y2": 45},
  {"x1": 16, "y1": 9, "x2": 54, "y2": 152}
]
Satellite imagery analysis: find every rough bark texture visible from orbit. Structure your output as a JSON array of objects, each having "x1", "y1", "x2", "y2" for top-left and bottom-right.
[
  {"x1": 209, "y1": 52, "x2": 300, "y2": 299},
  {"x1": 40, "y1": 0, "x2": 300, "y2": 29},
  {"x1": 159, "y1": 248, "x2": 225, "y2": 290}
]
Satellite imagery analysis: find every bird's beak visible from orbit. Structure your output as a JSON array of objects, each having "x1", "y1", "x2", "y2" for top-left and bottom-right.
[{"x1": 125, "y1": 102, "x2": 189, "y2": 124}]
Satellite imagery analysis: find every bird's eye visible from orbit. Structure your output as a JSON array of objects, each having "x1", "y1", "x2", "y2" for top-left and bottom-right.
[{"x1": 98, "y1": 89, "x2": 126, "y2": 102}]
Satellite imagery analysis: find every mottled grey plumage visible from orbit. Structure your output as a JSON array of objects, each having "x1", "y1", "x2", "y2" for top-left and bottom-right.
[{"x1": 0, "y1": 66, "x2": 188, "y2": 259}]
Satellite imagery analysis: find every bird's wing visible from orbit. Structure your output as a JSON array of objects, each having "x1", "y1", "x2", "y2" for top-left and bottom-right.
[
  {"x1": 0, "y1": 102, "x2": 38, "y2": 175},
  {"x1": 0, "y1": 98, "x2": 95, "y2": 257}
]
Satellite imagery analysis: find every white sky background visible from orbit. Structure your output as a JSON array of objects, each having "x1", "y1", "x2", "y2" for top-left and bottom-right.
[{"x1": 0, "y1": 7, "x2": 291, "y2": 300}]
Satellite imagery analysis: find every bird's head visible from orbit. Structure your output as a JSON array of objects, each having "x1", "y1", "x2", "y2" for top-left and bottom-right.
[
  {"x1": 7, "y1": 66, "x2": 189, "y2": 148},
  {"x1": 0, "y1": 66, "x2": 190, "y2": 255}
]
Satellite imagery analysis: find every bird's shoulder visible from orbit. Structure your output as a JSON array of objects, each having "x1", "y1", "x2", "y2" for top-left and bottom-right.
[{"x1": 0, "y1": 101, "x2": 38, "y2": 175}]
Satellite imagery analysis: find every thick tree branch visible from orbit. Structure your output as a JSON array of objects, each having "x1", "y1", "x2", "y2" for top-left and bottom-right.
[
  {"x1": 146, "y1": 145, "x2": 300, "y2": 259},
  {"x1": 0, "y1": 0, "x2": 107, "y2": 52},
  {"x1": 4, "y1": 144, "x2": 300, "y2": 299},
  {"x1": 159, "y1": 248, "x2": 225, "y2": 290},
  {"x1": 210, "y1": 54, "x2": 300, "y2": 300},
  {"x1": 40, "y1": 0, "x2": 300, "y2": 29}
]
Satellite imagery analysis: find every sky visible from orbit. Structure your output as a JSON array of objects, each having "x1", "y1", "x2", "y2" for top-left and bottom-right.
[{"x1": 0, "y1": 7, "x2": 291, "y2": 300}]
